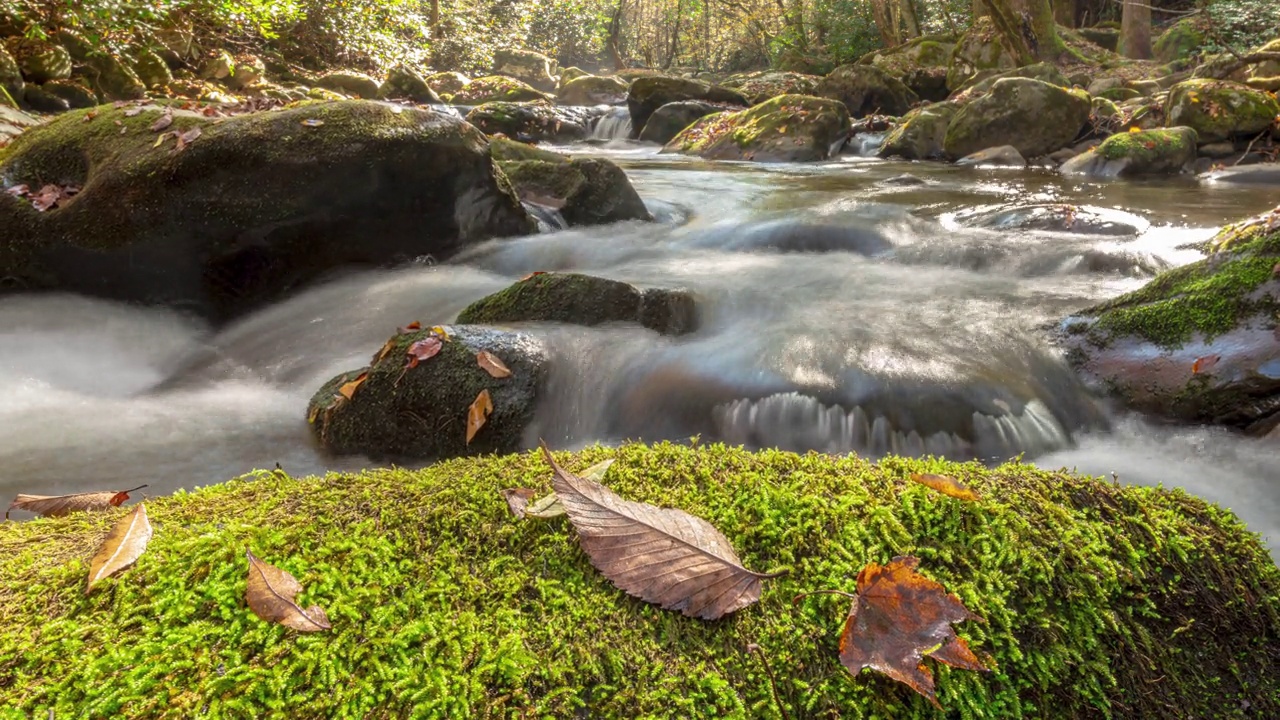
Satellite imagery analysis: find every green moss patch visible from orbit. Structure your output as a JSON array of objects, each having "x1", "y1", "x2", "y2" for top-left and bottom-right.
[
  {"x1": 0, "y1": 443, "x2": 1276, "y2": 717},
  {"x1": 665, "y1": 94, "x2": 850, "y2": 162},
  {"x1": 1095, "y1": 126, "x2": 1196, "y2": 163}
]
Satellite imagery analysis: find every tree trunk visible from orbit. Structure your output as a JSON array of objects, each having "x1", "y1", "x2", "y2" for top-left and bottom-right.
[
  {"x1": 973, "y1": 0, "x2": 989, "y2": 19},
  {"x1": 992, "y1": 0, "x2": 1064, "y2": 60},
  {"x1": 665, "y1": 0, "x2": 682, "y2": 69},
  {"x1": 607, "y1": 0, "x2": 625, "y2": 69},
  {"x1": 870, "y1": 0, "x2": 900, "y2": 46},
  {"x1": 1120, "y1": 0, "x2": 1152, "y2": 59},
  {"x1": 900, "y1": 0, "x2": 921, "y2": 39},
  {"x1": 980, "y1": 0, "x2": 1036, "y2": 65},
  {"x1": 1053, "y1": 0, "x2": 1075, "y2": 28},
  {"x1": 430, "y1": 0, "x2": 441, "y2": 39}
]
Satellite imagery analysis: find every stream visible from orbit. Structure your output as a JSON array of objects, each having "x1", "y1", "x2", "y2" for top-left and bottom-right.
[{"x1": 2, "y1": 124, "x2": 1277, "y2": 558}]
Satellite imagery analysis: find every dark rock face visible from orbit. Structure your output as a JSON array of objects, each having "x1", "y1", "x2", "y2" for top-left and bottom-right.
[
  {"x1": 489, "y1": 138, "x2": 652, "y2": 226},
  {"x1": 0, "y1": 101, "x2": 535, "y2": 324},
  {"x1": 638, "y1": 100, "x2": 729, "y2": 144},
  {"x1": 626, "y1": 76, "x2": 747, "y2": 140},
  {"x1": 457, "y1": 272, "x2": 696, "y2": 335},
  {"x1": 814, "y1": 64, "x2": 918, "y2": 118}
]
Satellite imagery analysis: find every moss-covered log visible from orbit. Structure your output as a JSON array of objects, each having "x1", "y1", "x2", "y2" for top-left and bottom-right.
[{"x1": 0, "y1": 444, "x2": 1277, "y2": 718}]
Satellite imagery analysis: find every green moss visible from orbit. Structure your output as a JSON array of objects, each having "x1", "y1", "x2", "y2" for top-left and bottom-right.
[
  {"x1": 1165, "y1": 78, "x2": 1280, "y2": 142},
  {"x1": 1154, "y1": 18, "x2": 1207, "y2": 64},
  {"x1": 666, "y1": 95, "x2": 849, "y2": 162},
  {"x1": 0, "y1": 443, "x2": 1277, "y2": 717},
  {"x1": 452, "y1": 75, "x2": 549, "y2": 104},
  {"x1": 1085, "y1": 220, "x2": 1280, "y2": 348},
  {"x1": 1096, "y1": 127, "x2": 1196, "y2": 163},
  {"x1": 457, "y1": 272, "x2": 642, "y2": 326}
]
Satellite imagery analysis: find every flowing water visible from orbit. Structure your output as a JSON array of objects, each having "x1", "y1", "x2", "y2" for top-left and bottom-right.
[{"x1": 2, "y1": 132, "x2": 1278, "y2": 558}]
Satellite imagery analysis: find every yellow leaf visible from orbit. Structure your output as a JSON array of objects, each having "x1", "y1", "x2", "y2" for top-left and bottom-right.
[
  {"x1": 337, "y1": 372, "x2": 368, "y2": 400},
  {"x1": 1128, "y1": 126, "x2": 1141, "y2": 133},
  {"x1": 910, "y1": 473, "x2": 980, "y2": 502}
]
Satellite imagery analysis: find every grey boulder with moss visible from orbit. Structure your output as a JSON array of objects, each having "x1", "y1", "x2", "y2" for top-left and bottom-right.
[
  {"x1": 0, "y1": 100, "x2": 534, "y2": 323},
  {"x1": 719, "y1": 70, "x2": 822, "y2": 104},
  {"x1": 556, "y1": 75, "x2": 629, "y2": 106},
  {"x1": 1058, "y1": 206, "x2": 1280, "y2": 433},
  {"x1": 452, "y1": 75, "x2": 550, "y2": 105},
  {"x1": 457, "y1": 272, "x2": 696, "y2": 335},
  {"x1": 865, "y1": 36, "x2": 954, "y2": 102},
  {"x1": 814, "y1": 64, "x2": 918, "y2": 118},
  {"x1": 316, "y1": 70, "x2": 381, "y2": 99},
  {"x1": 426, "y1": 71, "x2": 470, "y2": 97},
  {"x1": 878, "y1": 101, "x2": 960, "y2": 159},
  {"x1": 627, "y1": 76, "x2": 747, "y2": 140},
  {"x1": 945, "y1": 17, "x2": 1018, "y2": 91},
  {"x1": 1061, "y1": 127, "x2": 1198, "y2": 177},
  {"x1": 1165, "y1": 79, "x2": 1280, "y2": 143},
  {"x1": 944, "y1": 78, "x2": 1091, "y2": 159},
  {"x1": 638, "y1": 100, "x2": 733, "y2": 144},
  {"x1": 490, "y1": 137, "x2": 651, "y2": 226},
  {"x1": 309, "y1": 325, "x2": 548, "y2": 460},
  {"x1": 465, "y1": 101, "x2": 589, "y2": 142},
  {"x1": 379, "y1": 64, "x2": 441, "y2": 104},
  {"x1": 663, "y1": 94, "x2": 850, "y2": 162},
  {"x1": 0, "y1": 42, "x2": 25, "y2": 98},
  {"x1": 492, "y1": 48, "x2": 558, "y2": 92}
]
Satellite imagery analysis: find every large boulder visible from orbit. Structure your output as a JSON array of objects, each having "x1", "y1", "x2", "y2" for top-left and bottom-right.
[
  {"x1": 1154, "y1": 17, "x2": 1207, "y2": 65},
  {"x1": 1060, "y1": 127, "x2": 1198, "y2": 177},
  {"x1": 1165, "y1": 79, "x2": 1280, "y2": 143},
  {"x1": 943, "y1": 78, "x2": 1091, "y2": 159},
  {"x1": 556, "y1": 75, "x2": 629, "y2": 106},
  {"x1": 457, "y1": 272, "x2": 696, "y2": 335},
  {"x1": 0, "y1": 42, "x2": 21, "y2": 100},
  {"x1": 557, "y1": 66, "x2": 591, "y2": 87},
  {"x1": 719, "y1": 70, "x2": 822, "y2": 104},
  {"x1": 1079, "y1": 26, "x2": 1120, "y2": 52},
  {"x1": 315, "y1": 71, "x2": 381, "y2": 99},
  {"x1": 465, "y1": 101, "x2": 590, "y2": 142},
  {"x1": 129, "y1": 48, "x2": 173, "y2": 89},
  {"x1": 492, "y1": 48, "x2": 557, "y2": 92},
  {"x1": 626, "y1": 76, "x2": 747, "y2": 140},
  {"x1": 663, "y1": 94, "x2": 851, "y2": 163},
  {"x1": 1059, "y1": 206, "x2": 1280, "y2": 434},
  {"x1": 0, "y1": 101, "x2": 534, "y2": 323},
  {"x1": 452, "y1": 75, "x2": 551, "y2": 105},
  {"x1": 4, "y1": 37, "x2": 71, "y2": 84},
  {"x1": 814, "y1": 64, "x2": 918, "y2": 118},
  {"x1": 378, "y1": 64, "x2": 441, "y2": 104},
  {"x1": 638, "y1": 100, "x2": 734, "y2": 144},
  {"x1": 877, "y1": 101, "x2": 960, "y2": 159},
  {"x1": 309, "y1": 325, "x2": 548, "y2": 460},
  {"x1": 866, "y1": 36, "x2": 955, "y2": 102},
  {"x1": 426, "y1": 71, "x2": 470, "y2": 97},
  {"x1": 946, "y1": 17, "x2": 1018, "y2": 91},
  {"x1": 951, "y1": 62, "x2": 1070, "y2": 100},
  {"x1": 490, "y1": 137, "x2": 651, "y2": 226}
]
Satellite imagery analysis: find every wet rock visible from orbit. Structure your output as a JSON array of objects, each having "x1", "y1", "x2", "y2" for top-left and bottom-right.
[
  {"x1": 719, "y1": 70, "x2": 821, "y2": 104},
  {"x1": 957, "y1": 204, "x2": 1143, "y2": 236},
  {"x1": 1165, "y1": 79, "x2": 1280, "y2": 143},
  {"x1": 458, "y1": 272, "x2": 695, "y2": 335},
  {"x1": 557, "y1": 66, "x2": 591, "y2": 87},
  {"x1": 130, "y1": 49, "x2": 173, "y2": 89},
  {"x1": 316, "y1": 71, "x2": 381, "y2": 99},
  {"x1": 638, "y1": 100, "x2": 731, "y2": 144},
  {"x1": 493, "y1": 48, "x2": 557, "y2": 92},
  {"x1": 943, "y1": 78, "x2": 1091, "y2": 160},
  {"x1": 664, "y1": 94, "x2": 850, "y2": 162},
  {"x1": 1200, "y1": 164, "x2": 1280, "y2": 186},
  {"x1": 877, "y1": 101, "x2": 959, "y2": 160},
  {"x1": 426, "y1": 71, "x2": 470, "y2": 97},
  {"x1": 1197, "y1": 141, "x2": 1237, "y2": 159},
  {"x1": 556, "y1": 75, "x2": 629, "y2": 106},
  {"x1": 945, "y1": 17, "x2": 1018, "y2": 91},
  {"x1": 955, "y1": 145, "x2": 1027, "y2": 167},
  {"x1": 1059, "y1": 207, "x2": 1280, "y2": 433},
  {"x1": 4, "y1": 37, "x2": 71, "y2": 83},
  {"x1": 0, "y1": 101, "x2": 534, "y2": 323},
  {"x1": 880, "y1": 173, "x2": 927, "y2": 186},
  {"x1": 627, "y1": 76, "x2": 747, "y2": 140},
  {"x1": 1060, "y1": 127, "x2": 1198, "y2": 177},
  {"x1": 465, "y1": 101, "x2": 589, "y2": 142},
  {"x1": 814, "y1": 64, "x2": 917, "y2": 118},
  {"x1": 308, "y1": 325, "x2": 548, "y2": 460},
  {"x1": 452, "y1": 75, "x2": 551, "y2": 105},
  {"x1": 378, "y1": 64, "x2": 441, "y2": 104},
  {"x1": 865, "y1": 36, "x2": 954, "y2": 102},
  {"x1": 490, "y1": 137, "x2": 651, "y2": 226}
]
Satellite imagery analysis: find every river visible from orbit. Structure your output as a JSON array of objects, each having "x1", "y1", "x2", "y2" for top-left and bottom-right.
[{"x1": 1, "y1": 129, "x2": 1277, "y2": 558}]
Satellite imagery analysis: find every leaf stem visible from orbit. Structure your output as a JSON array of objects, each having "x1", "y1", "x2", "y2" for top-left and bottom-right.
[{"x1": 747, "y1": 642, "x2": 790, "y2": 720}]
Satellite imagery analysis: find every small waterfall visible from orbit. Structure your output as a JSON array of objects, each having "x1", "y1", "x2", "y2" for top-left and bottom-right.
[
  {"x1": 589, "y1": 106, "x2": 633, "y2": 142},
  {"x1": 847, "y1": 131, "x2": 887, "y2": 157},
  {"x1": 522, "y1": 201, "x2": 568, "y2": 232}
]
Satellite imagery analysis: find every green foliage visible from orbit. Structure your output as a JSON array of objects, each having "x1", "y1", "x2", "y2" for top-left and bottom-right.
[
  {"x1": 1201, "y1": 0, "x2": 1280, "y2": 55},
  {"x1": 1, "y1": 444, "x2": 1277, "y2": 718}
]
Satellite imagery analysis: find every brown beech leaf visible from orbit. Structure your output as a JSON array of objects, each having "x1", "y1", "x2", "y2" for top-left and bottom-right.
[
  {"x1": 909, "y1": 473, "x2": 979, "y2": 502},
  {"x1": 406, "y1": 336, "x2": 442, "y2": 369},
  {"x1": 504, "y1": 459, "x2": 612, "y2": 521},
  {"x1": 337, "y1": 372, "x2": 368, "y2": 400},
  {"x1": 501, "y1": 487, "x2": 537, "y2": 518},
  {"x1": 371, "y1": 338, "x2": 396, "y2": 365},
  {"x1": 466, "y1": 389, "x2": 493, "y2": 444},
  {"x1": 7, "y1": 484, "x2": 146, "y2": 519},
  {"x1": 245, "y1": 550, "x2": 331, "y2": 632},
  {"x1": 150, "y1": 109, "x2": 174, "y2": 132},
  {"x1": 477, "y1": 351, "x2": 512, "y2": 378},
  {"x1": 174, "y1": 126, "x2": 202, "y2": 151},
  {"x1": 541, "y1": 443, "x2": 778, "y2": 619},
  {"x1": 1192, "y1": 354, "x2": 1221, "y2": 374},
  {"x1": 86, "y1": 503, "x2": 154, "y2": 594},
  {"x1": 838, "y1": 555, "x2": 986, "y2": 708}
]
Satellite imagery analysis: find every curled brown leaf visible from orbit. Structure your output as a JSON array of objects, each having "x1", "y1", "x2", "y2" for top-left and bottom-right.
[
  {"x1": 7, "y1": 484, "x2": 146, "y2": 519},
  {"x1": 466, "y1": 389, "x2": 493, "y2": 444},
  {"x1": 86, "y1": 503, "x2": 154, "y2": 594},
  {"x1": 245, "y1": 550, "x2": 331, "y2": 632}
]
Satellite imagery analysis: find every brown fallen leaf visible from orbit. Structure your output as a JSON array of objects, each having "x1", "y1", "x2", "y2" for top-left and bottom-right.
[
  {"x1": 6, "y1": 184, "x2": 28, "y2": 197},
  {"x1": 501, "y1": 487, "x2": 537, "y2": 518},
  {"x1": 398, "y1": 321, "x2": 422, "y2": 333},
  {"x1": 123, "y1": 106, "x2": 144, "y2": 117},
  {"x1": 504, "y1": 459, "x2": 613, "y2": 521},
  {"x1": 31, "y1": 184, "x2": 64, "y2": 212},
  {"x1": 245, "y1": 550, "x2": 331, "y2": 632},
  {"x1": 372, "y1": 338, "x2": 396, "y2": 365},
  {"x1": 541, "y1": 443, "x2": 779, "y2": 619},
  {"x1": 337, "y1": 372, "x2": 368, "y2": 400},
  {"x1": 518, "y1": 271, "x2": 548, "y2": 282},
  {"x1": 7, "y1": 484, "x2": 147, "y2": 520},
  {"x1": 1192, "y1": 354, "x2": 1221, "y2": 374},
  {"x1": 466, "y1": 389, "x2": 493, "y2": 444},
  {"x1": 150, "y1": 109, "x2": 174, "y2": 132},
  {"x1": 86, "y1": 503, "x2": 154, "y2": 594},
  {"x1": 837, "y1": 555, "x2": 986, "y2": 708},
  {"x1": 174, "y1": 126, "x2": 202, "y2": 151},
  {"x1": 406, "y1": 336, "x2": 442, "y2": 369},
  {"x1": 477, "y1": 351, "x2": 512, "y2": 378},
  {"x1": 909, "y1": 473, "x2": 979, "y2": 502},
  {"x1": 83, "y1": 110, "x2": 98, "y2": 123}
]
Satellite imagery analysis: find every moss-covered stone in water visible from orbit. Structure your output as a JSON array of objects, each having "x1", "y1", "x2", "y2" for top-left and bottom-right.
[
  {"x1": 663, "y1": 94, "x2": 851, "y2": 162},
  {"x1": 718, "y1": 70, "x2": 822, "y2": 105},
  {"x1": 813, "y1": 64, "x2": 918, "y2": 118},
  {"x1": 452, "y1": 75, "x2": 550, "y2": 105},
  {"x1": 1165, "y1": 78, "x2": 1280, "y2": 142},
  {"x1": 490, "y1": 142, "x2": 651, "y2": 226},
  {"x1": 456, "y1": 271, "x2": 695, "y2": 334},
  {"x1": 877, "y1": 102, "x2": 960, "y2": 160},
  {"x1": 555, "y1": 75, "x2": 629, "y2": 105},
  {"x1": 0, "y1": 443, "x2": 1277, "y2": 717},
  {"x1": 1095, "y1": 126, "x2": 1196, "y2": 163},
  {"x1": 465, "y1": 101, "x2": 587, "y2": 142}
]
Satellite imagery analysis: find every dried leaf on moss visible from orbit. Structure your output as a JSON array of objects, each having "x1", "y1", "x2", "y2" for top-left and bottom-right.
[
  {"x1": 7, "y1": 485, "x2": 146, "y2": 519},
  {"x1": 86, "y1": 504, "x2": 153, "y2": 594},
  {"x1": 337, "y1": 372, "x2": 368, "y2": 400},
  {"x1": 909, "y1": 473, "x2": 979, "y2": 502},
  {"x1": 245, "y1": 550, "x2": 331, "y2": 632}
]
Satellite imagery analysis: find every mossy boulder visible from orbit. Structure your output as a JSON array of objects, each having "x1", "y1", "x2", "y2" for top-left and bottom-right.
[
  {"x1": 4, "y1": 37, "x2": 72, "y2": 84},
  {"x1": 224, "y1": 54, "x2": 265, "y2": 91},
  {"x1": 308, "y1": 325, "x2": 547, "y2": 459},
  {"x1": 1079, "y1": 26, "x2": 1120, "y2": 52},
  {"x1": 1, "y1": 443, "x2": 1278, "y2": 716},
  {"x1": 0, "y1": 101, "x2": 534, "y2": 323},
  {"x1": 20, "y1": 84, "x2": 68, "y2": 113},
  {"x1": 490, "y1": 138, "x2": 652, "y2": 226},
  {"x1": 1165, "y1": 79, "x2": 1280, "y2": 143},
  {"x1": 426, "y1": 70, "x2": 470, "y2": 96},
  {"x1": 315, "y1": 70, "x2": 381, "y2": 99},
  {"x1": 952, "y1": 62, "x2": 1070, "y2": 101},
  {"x1": 1060, "y1": 126, "x2": 1198, "y2": 177},
  {"x1": 493, "y1": 48, "x2": 558, "y2": 92},
  {"x1": 129, "y1": 48, "x2": 173, "y2": 89},
  {"x1": 865, "y1": 36, "x2": 954, "y2": 102},
  {"x1": 0, "y1": 41, "x2": 24, "y2": 99},
  {"x1": 943, "y1": 78, "x2": 1091, "y2": 159},
  {"x1": 663, "y1": 94, "x2": 851, "y2": 163},
  {"x1": 1154, "y1": 17, "x2": 1207, "y2": 64},
  {"x1": 814, "y1": 64, "x2": 918, "y2": 118},
  {"x1": 1060, "y1": 206, "x2": 1280, "y2": 432},
  {"x1": 78, "y1": 51, "x2": 147, "y2": 100},
  {"x1": 457, "y1": 272, "x2": 696, "y2": 335},
  {"x1": 946, "y1": 17, "x2": 1018, "y2": 91},
  {"x1": 637, "y1": 100, "x2": 734, "y2": 144},
  {"x1": 1097, "y1": 86, "x2": 1141, "y2": 102},
  {"x1": 452, "y1": 75, "x2": 551, "y2": 105},
  {"x1": 556, "y1": 75, "x2": 629, "y2": 105},
  {"x1": 558, "y1": 66, "x2": 591, "y2": 86},
  {"x1": 877, "y1": 101, "x2": 960, "y2": 160},
  {"x1": 465, "y1": 101, "x2": 589, "y2": 142},
  {"x1": 378, "y1": 64, "x2": 441, "y2": 104},
  {"x1": 626, "y1": 76, "x2": 747, "y2": 140},
  {"x1": 719, "y1": 70, "x2": 822, "y2": 104}
]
